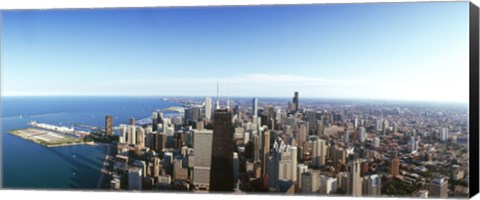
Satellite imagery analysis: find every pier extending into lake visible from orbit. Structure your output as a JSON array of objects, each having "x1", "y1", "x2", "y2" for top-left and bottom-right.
[{"x1": 7, "y1": 128, "x2": 90, "y2": 147}]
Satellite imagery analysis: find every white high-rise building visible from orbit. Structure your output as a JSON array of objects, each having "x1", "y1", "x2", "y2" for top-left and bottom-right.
[
  {"x1": 410, "y1": 136, "x2": 418, "y2": 153},
  {"x1": 162, "y1": 120, "x2": 168, "y2": 135},
  {"x1": 128, "y1": 125, "x2": 136, "y2": 145},
  {"x1": 320, "y1": 175, "x2": 337, "y2": 194},
  {"x1": 290, "y1": 146, "x2": 297, "y2": 182},
  {"x1": 205, "y1": 97, "x2": 212, "y2": 120},
  {"x1": 358, "y1": 127, "x2": 366, "y2": 143},
  {"x1": 440, "y1": 128, "x2": 448, "y2": 142},
  {"x1": 119, "y1": 124, "x2": 127, "y2": 144},
  {"x1": 373, "y1": 137, "x2": 380, "y2": 148},
  {"x1": 376, "y1": 119, "x2": 382, "y2": 132},
  {"x1": 193, "y1": 130, "x2": 213, "y2": 190},
  {"x1": 347, "y1": 158, "x2": 362, "y2": 196},
  {"x1": 312, "y1": 137, "x2": 327, "y2": 168},
  {"x1": 252, "y1": 98, "x2": 258, "y2": 117}
]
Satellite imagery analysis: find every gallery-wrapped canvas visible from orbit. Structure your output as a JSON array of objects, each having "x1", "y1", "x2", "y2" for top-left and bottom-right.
[{"x1": 1, "y1": 1, "x2": 479, "y2": 199}]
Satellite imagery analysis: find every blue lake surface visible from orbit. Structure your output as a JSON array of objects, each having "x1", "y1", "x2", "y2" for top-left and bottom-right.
[{"x1": 1, "y1": 96, "x2": 178, "y2": 189}]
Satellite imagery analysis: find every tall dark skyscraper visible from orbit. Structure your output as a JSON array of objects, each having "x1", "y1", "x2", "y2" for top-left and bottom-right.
[
  {"x1": 105, "y1": 115, "x2": 113, "y2": 136},
  {"x1": 293, "y1": 91, "x2": 299, "y2": 112},
  {"x1": 209, "y1": 109, "x2": 234, "y2": 192}
]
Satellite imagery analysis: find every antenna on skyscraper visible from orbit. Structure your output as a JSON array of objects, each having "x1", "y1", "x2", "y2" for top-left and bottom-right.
[
  {"x1": 216, "y1": 80, "x2": 220, "y2": 109},
  {"x1": 227, "y1": 84, "x2": 230, "y2": 110}
]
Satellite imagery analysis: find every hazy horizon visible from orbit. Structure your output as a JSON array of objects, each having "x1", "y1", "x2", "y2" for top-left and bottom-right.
[
  {"x1": 2, "y1": 2, "x2": 470, "y2": 103},
  {"x1": 1, "y1": 94, "x2": 470, "y2": 105}
]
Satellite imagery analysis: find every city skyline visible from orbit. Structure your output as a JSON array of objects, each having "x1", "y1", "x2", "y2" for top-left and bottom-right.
[{"x1": 2, "y1": 2, "x2": 469, "y2": 102}]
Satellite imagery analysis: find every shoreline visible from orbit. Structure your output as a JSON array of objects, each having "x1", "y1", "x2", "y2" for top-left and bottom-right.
[{"x1": 97, "y1": 143, "x2": 113, "y2": 189}]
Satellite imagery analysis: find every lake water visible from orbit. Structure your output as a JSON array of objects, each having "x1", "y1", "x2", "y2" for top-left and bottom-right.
[{"x1": 2, "y1": 96, "x2": 179, "y2": 189}]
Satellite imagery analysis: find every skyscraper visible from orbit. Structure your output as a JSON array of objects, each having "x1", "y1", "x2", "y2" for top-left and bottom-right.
[
  {"x1": 382, "y1": 119, "x2": 388, "y2": 135},
  {"x1": 352, "y1": 118, "x2": 359, "y2": 132},
  {"x1": 296, "y1": 163, "x2": 309, "y2": 191},
  {"x1": 392, "y1": 122, "x2": 398, "y2": 134},
  {"x1": 233, "y1": 152, "x2": 239, "y2": 184},
  {"x1": 129, "y1": 117, "x2": 135, "y2": 126},
  {"x1": 347, "y1": 157, "x2": 362, "y2": 196},
  {"x1": 152, "y1": 112, "x2": 158, "y2": 132},
  {"x1": 268, "y1": 138, "x2": 296, "y2": 190},
  {"x1": 252, "y1": 97, "x2": 258, "y2": 117},
  {"x1": 389, "y1": 151, "x2": 400, "y2": 177},
  {"x1": 105, "y1": 115, "x2": 113, "y2": 136},
  {"x1": 261, "y1": 127, "x2": 270, "y2": 180},
  {"x1": 290, "y1": 146, "x2": 297, "y2": 182},
  {"x1": 440, "y1": 127, "x2": 449, "y2": 142},
  {"x1": 358, "y1": 127, "x2": 366, "y2": 143},
  {"x1": 209, "y1": 109, "x2": 234, "y2": 192},
  {"x1": 373, "y1": 137, "x2": 380, "y2": 148},
  {"x1": 216, "y1": 81, "x2": 220, "y2": 109},
  {"x1": 312, "y1": 137, "x2": 327, "y2": 168},
  {"x1": 128, "y1": 125, "x2": 136, "y2": 145},
  {"x1": 363, "y1": 174, "x2": 381, "y2": 196},
  {"x1": 119, "y1": 124, "x2": 127, "y2": 143},
  {"x1": 292, "y1": 91, "x2": 299, "y2": 112},
  {"x1": 320, "y1": 175, "x2": 337, "y2": 194},
  {"x1": 193, "y1": 129, "x2": 213, "y2": 190},
  {"x1": 429, "y1": 177, "x2": 448, "y2": 198},
  {"x1": 301, "y1": 171, "x2": 320, "y2": 193},
  {"x1": 173, "y1": 156, "x2": 188, "y2": 181},
  {"x1": 128, "y1": 167, "x2": 142, "y2": 190},
  {"x1": 205, "y1": 97, "x2": 212, "y2": 120},
  {"x1": 136, "y1": 126, "x2": 145, "y2": 148},
  {"x1": 410, "y1": 136, "x2": 418, "y2": 153},
  {"x1": 375, "y1": 119, "x2": 382, "y2": 132},
  {"x1": 153, "y1": 132, "x2": 167, "y2": 153},
  {"x1": 297, "y1": 122, "x2": 308, "y2": 149},
  {"x1": 307, "y1": 110, "x2": 317, "y2": 133}
]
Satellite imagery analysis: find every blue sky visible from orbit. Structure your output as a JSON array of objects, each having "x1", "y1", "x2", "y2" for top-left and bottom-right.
[{"x1": 1, "y1": 2, "x2": 470, "y2": 102}]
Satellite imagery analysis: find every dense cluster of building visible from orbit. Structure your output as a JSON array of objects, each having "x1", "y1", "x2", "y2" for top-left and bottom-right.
[{"x1": 104, "y1": 91, "x2": 469, "y2": 198}]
